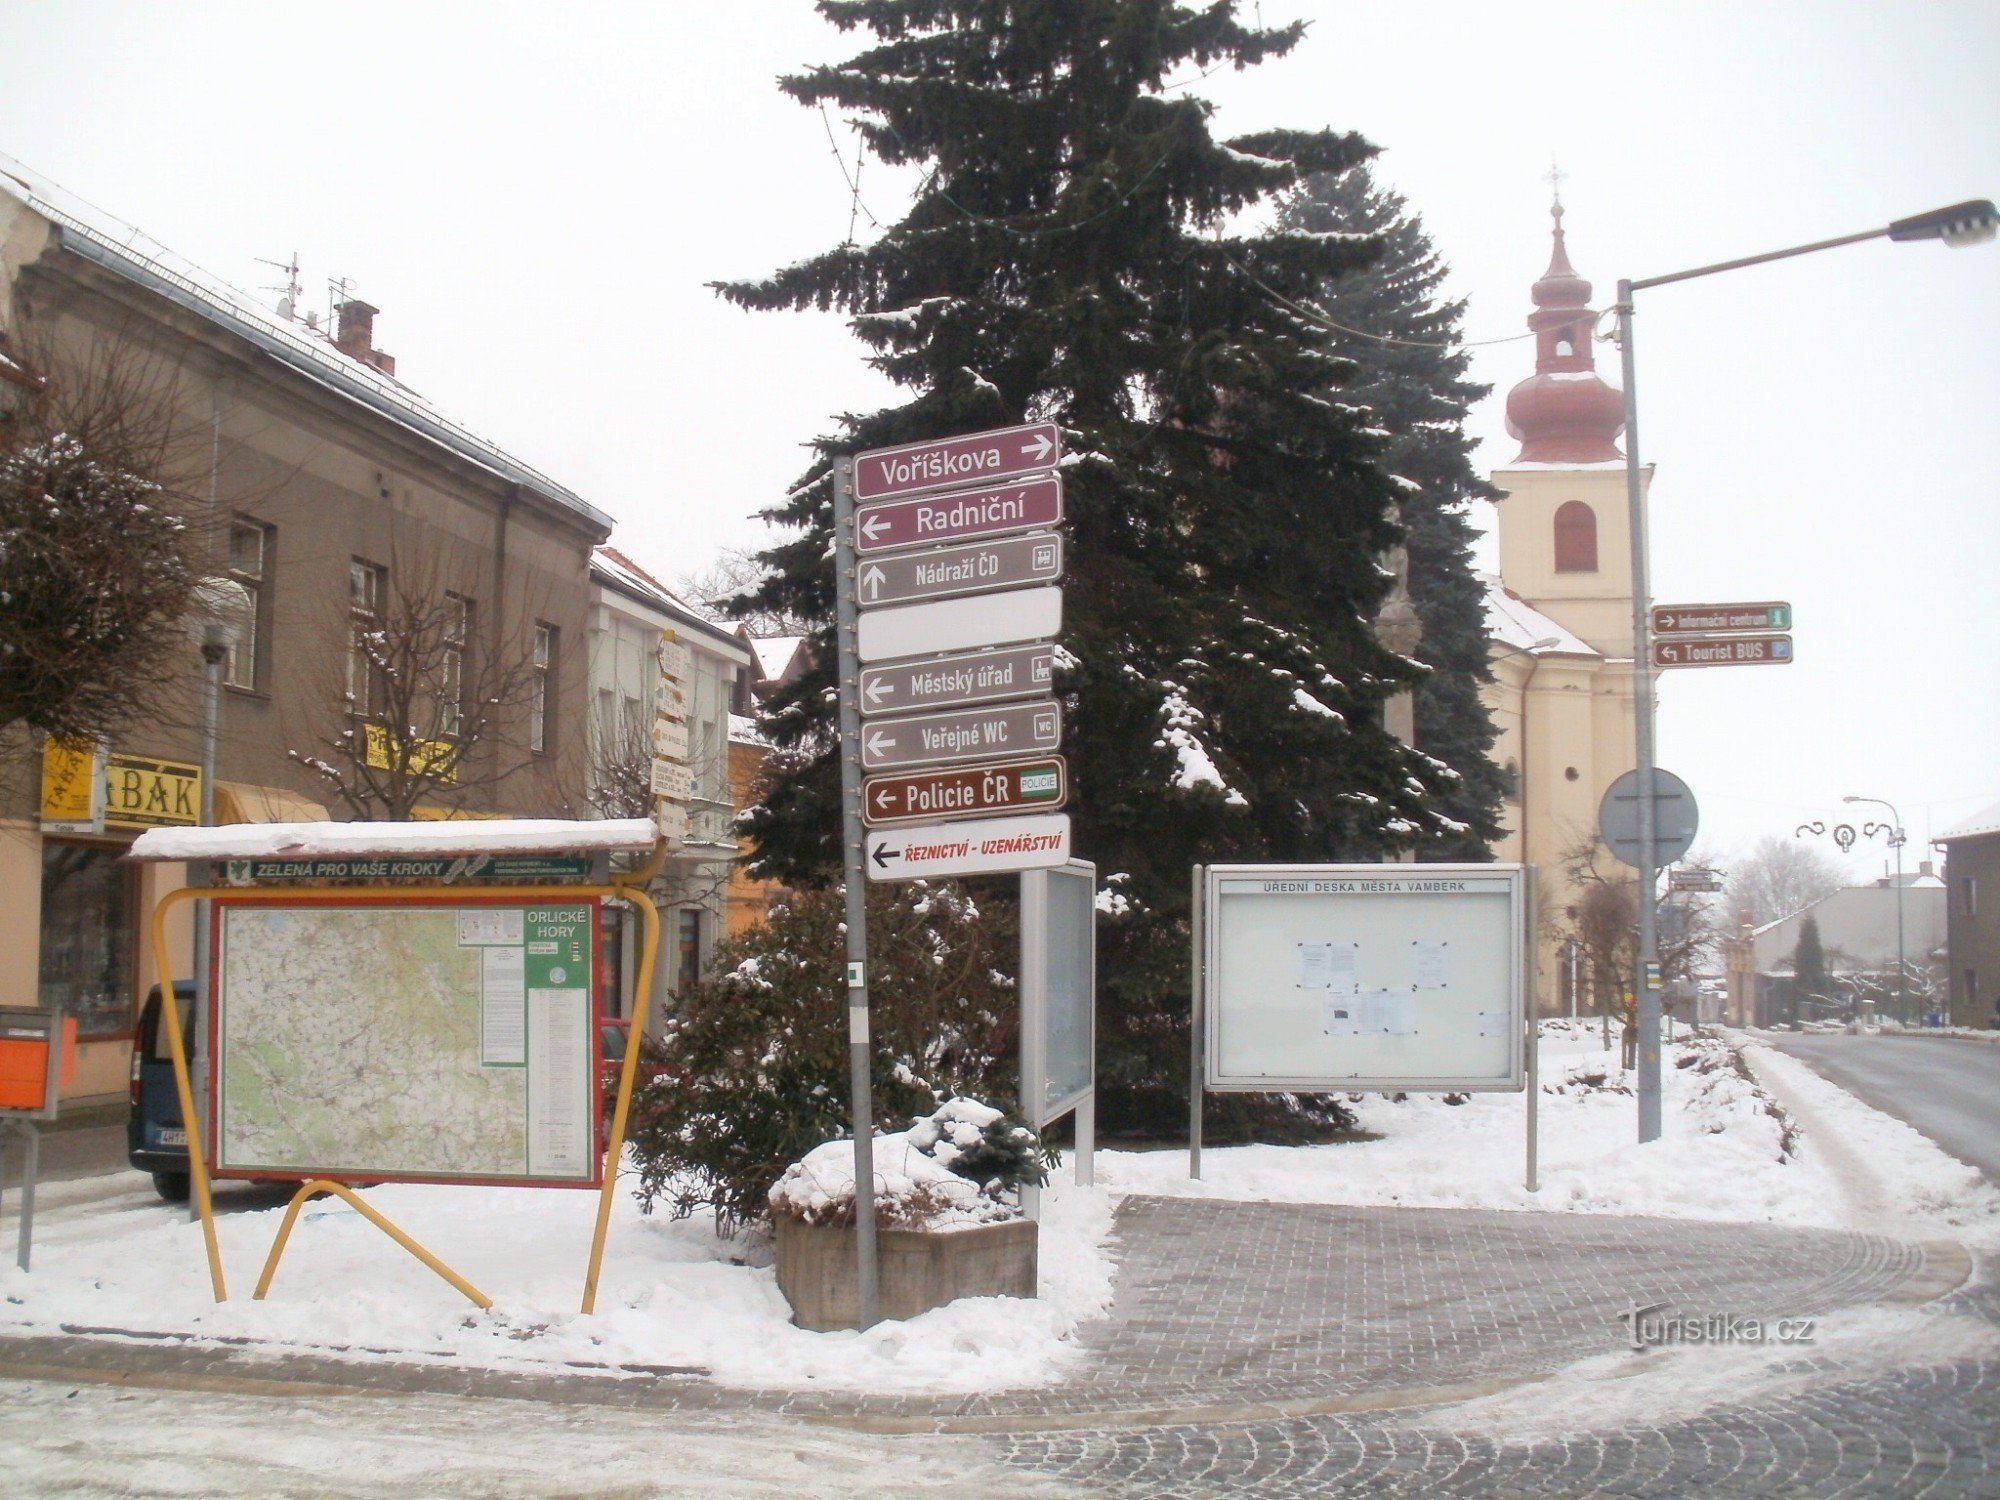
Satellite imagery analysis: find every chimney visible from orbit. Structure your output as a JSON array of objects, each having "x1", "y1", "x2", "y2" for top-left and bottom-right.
[
  {"x1": 1919, "y1": 859, "x2": 1936, "y2": 880},
  {"x1": 333, "y1": 298, "x2": 396, "y2": 377}
]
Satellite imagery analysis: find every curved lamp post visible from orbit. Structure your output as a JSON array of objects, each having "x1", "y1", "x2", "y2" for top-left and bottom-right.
[
  {"x1": 1617, "y1": 199, "x2": 1996, "y2": 1142},
  {"x1": 1845, "y1": 795, "x2": 1909, "y2": 1023}
]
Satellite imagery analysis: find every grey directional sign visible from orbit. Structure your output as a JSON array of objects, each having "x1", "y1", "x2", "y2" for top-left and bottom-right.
[
  {"x1": 857, "y1": 532, "x2": 1062, "y2": 611},
  {"x1": 859, "y1": 643, "x2": 1057, "y2": 719},
  {"x1": 860, "y1": 699, "x2": 1062, "y2": 771}
]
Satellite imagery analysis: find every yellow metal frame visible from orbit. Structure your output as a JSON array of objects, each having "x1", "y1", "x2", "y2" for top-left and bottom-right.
[
  {"x1": 147, "y1": 846, "x2": 664, "y2": 1314},
  {"x1": 255, "y1": 1180, "x2": 493, "y2": 1307}
]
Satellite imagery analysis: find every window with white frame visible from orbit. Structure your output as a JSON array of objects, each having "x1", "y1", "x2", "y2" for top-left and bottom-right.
[
  {"x1": 531, "y1": 622, "x2": 556, "y2": 754},
  {"x1": 441, "y1": 591, "x2": 472, "y2": 738},
  {"x1": 347, "y1": 558, "x2": 387, "y2": 714},
  {"x1": 225, "y1": 518, "x2": 269, "y2": 690}
]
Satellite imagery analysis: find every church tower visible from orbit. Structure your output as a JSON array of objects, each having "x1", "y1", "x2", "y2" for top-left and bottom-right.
[
  {"x1": 1492, "y1": 194, "x2": 1646, "y2": 658},
  {"x1": 1482, "y1": 191, "x2": 1646, "y2": 1014}
]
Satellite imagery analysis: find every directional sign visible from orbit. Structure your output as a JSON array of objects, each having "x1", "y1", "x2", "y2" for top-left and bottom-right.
[
  {"x1": 861, "y1": 700, "x2": 1061, "y2": 771},
  {"x1": 856, "y1": 532, "x2": 1062, "y2": 610},
  {"x1": 1653, "y1": 634, "x2": 1793, "y2": 669},
  {"x1": 854, "y1": 422, "x2": 1061, "y2": 502},
  {"x1": 859, "y1": 643, "x2": 1058, "y2": 719},
  {"x1": 1652, "y1": 602, "x2": 1791, "y2": 635},
  {"x1": 1668, "y1": 867, "x2": 1724, "y2": 893},
  {"x1": 866, "y1": 812, "x2": 1072, "y2": 882},
  {"x1": 854, "y1": 476, "x2": 1063, "y2": 555},
  {"x1": 864, "y1": 756, "x2": 1067, "y2": 827},
  {"x1": 858, "y1": 585, "x2": 1062, "y2": 663}
]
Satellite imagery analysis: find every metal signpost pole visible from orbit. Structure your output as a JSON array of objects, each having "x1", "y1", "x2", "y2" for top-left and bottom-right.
[
  {"x1": 832, "y1": 456, "x2": 880, "y2": 1329},
  {"x1": 1617, "y1": 282, "x2": 1663, "y2": 1145},
  {"x1": 1189, "y1": 865, "x2": 1204, "y2": 1180},
  {"x1": 189, "y1": 639, "x2": 227, "y2": 1220}
]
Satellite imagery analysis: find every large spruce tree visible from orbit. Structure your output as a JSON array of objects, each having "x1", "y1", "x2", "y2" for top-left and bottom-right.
[
  {"x1": 1273, "y1": 165, "x2": 1507, "y2": 860},
  {"x1": 722, "y1": 1, "x2": 1472, "y2": 1131}
]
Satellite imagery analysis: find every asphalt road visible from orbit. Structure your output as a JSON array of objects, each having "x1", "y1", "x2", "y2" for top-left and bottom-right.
[{"x1": 1760, "y1": 1032, "x2": 2000, "y2": 1182}]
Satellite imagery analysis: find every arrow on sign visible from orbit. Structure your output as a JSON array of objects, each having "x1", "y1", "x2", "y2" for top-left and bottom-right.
[
  {"x1": 859, "y1": 512, "x2": 893, "y2": 544},
  {"x1": 1021, "y1": 432, "x2": 1054, "y2": 463},
  {"x1": 871, "y1": 841, "x2": 900, "y2": 870},
  {"x1": 864, "y1": 727, "x2": 897, "y2": 759},
  {"x1": 863, "y1": 677, "x2": 895, "y2": 707},
  {"x1": 860, "y1": 563, "x2": 887, "y2": 601}
]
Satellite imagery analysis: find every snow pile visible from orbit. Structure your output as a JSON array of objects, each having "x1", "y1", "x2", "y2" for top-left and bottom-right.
[
  {"x1": 770, "y1": 1099, "x2": 1040, "y2": 1230},
  {"x1": 0, "y1": 1167, "x2": 1113, "y2": 1394},
  {"x1": 1094, "y1": 1025, "x2": 1947, "y2": 1230}
]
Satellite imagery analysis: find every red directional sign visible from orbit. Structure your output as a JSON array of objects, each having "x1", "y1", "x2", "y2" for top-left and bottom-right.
[
  {"x1": 1652, "y1": 602, "x2": 1791, "y2": 635},
  {"x1": 854, "y1": 422, "x2": 1061, "y2": 502},
  {"x1": 854, "y1": 476, "x2": 1063, "y2": 555},
  {"x1": 1652, "y1": 634, "x2": 1793, "y2": 669},
  {"x1": 863, "y1": 756, "x2": 1067, "y2": 828}
]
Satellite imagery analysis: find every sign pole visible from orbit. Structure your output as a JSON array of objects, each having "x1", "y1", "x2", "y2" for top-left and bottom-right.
[
  {"x1": 1189, "y1": 865, "x2": 1204, "y2": 1180},
  {"x1": 1618, "y1": 283, "x2": 1663, "y2": 1145},
  {"x1": 833, "y1": 455, "x2": 881, "y2": 1329}
]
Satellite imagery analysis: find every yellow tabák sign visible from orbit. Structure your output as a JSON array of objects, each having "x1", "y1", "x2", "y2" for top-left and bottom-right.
[{"x1": 41, "y1": 741, "x2": 202, "y2": 831}]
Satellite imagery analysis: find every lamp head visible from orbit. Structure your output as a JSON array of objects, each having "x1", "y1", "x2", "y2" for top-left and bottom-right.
[{"x1": 1887, "y1": 199, "x2": 1998, "y2": 247}]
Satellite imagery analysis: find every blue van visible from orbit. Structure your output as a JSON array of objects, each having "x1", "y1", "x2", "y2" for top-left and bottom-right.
[{"x1": 126, "y1": 980, "x2": 195, "y2": 1201}]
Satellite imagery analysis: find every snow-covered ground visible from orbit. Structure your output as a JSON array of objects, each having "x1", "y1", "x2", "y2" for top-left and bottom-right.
[{"x1": 4, "y1": 1025, "x2": 1992, "y2": 1397}]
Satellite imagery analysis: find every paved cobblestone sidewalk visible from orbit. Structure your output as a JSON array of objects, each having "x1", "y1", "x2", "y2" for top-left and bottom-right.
[{"x1": 3, "y1": 1197, "x2": 1994, "y2": 1495}]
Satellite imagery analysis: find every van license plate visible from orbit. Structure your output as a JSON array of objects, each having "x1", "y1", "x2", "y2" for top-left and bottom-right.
[{"x1": 158, "y1": 1128, "x2": 186, "y2": 1147}]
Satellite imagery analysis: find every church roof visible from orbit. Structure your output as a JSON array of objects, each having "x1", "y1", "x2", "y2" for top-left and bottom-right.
[{"x1": 1481, "y1": 573, "x2": 1598, "y2": 658}]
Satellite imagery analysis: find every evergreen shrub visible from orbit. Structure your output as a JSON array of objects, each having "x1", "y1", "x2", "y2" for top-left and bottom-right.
[{"x1": 626, "y1": 881, "x2": 1019, "y2": 1235}]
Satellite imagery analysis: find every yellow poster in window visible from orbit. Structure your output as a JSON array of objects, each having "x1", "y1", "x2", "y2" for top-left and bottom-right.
[
  {"x1": 364, "y1": 723, "x2": 460, "y2": 783},
  {"x1": 40, "y1": 738, "x2": 106, "y2": 832}
]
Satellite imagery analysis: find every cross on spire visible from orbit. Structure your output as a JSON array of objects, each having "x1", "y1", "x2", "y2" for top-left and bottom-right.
[{"x1": 1546, "y1": 158, "x2": 1567, "y2": 220}]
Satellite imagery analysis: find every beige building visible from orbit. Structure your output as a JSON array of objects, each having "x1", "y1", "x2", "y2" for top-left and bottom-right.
[
  {"x1": 1480, "y1": 201, "x2": 1648, "y2": 1014},
  {"x1": 2, "y1": 155, "x2": 609, "y2": 1100}
]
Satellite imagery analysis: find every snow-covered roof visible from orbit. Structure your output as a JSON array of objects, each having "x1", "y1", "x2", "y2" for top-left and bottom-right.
[
  {"x1": 1480, "y1": 574, "x2": 1598, "y2": 658},
  {"x1": 748, "y1": 634, "x2": 807, "y2": 683},
  {"x1": 1937, "y1": 799, "x2": 2000, "y2": 843},
  {"x1": 127, "y1": 817, "x2": 658, "y2": 862},
  {"x1": 0, "y1": 152, "x2": 611, "y2": 535},
  {"x1": 590, "y1": 546, "x2": 747, "y2": 660},
  {"x1": 728, "y1": 712, "x2": 769, "y2": 747}
]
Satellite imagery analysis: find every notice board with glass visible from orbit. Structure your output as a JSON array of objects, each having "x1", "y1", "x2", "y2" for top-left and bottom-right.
[
  {"x1": 1202, "y1": 864, "x2": 1526, "y2": 1092},
  {"x1": 211, "y1": 897, "x2": 601, "y2": 1186}
]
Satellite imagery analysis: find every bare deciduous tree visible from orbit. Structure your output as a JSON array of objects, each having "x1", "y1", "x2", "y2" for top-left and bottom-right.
[
  {"x1": 1551, "y1": 836, "x2": 1717, "y2": 1066},
  {"x1": 0, "y1": 332, "x2": 207, "y2": 744},
  {"x1": 287, "y1": 545, "x2": 567, "y2": 821},
  {"x1": 1723, "y1": 833, "x2": 1845, "y2": 928},
  {"x1": 674, "y1": 545, "x2": 809, "y2": 638}
]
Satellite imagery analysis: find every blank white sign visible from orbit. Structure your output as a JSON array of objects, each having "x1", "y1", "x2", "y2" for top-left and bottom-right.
[{"x1": 857, "y1": 586, "x2": 1062, "y2": 663}]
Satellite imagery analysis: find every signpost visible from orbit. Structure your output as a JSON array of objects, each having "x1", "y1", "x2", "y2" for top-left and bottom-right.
[
  {"x1": 864, "y1": 757, "x2": 1066, "y2": 827},
  {"x1": 856, "y1": 532, "x2": 1061, "y2": 608},
  {"x1": 866, "y1": 812, "x2": 1073, "y2": 882},
  {"x1": 860, "y1": 701, "x2": 1061, "y2": 771},
  {"x1": 1652, "y1": 635, "x2": 1793, "y2": 669},
  {"x1": 1652, "y1": 601, "x2": 1791, "y2": 635},
  {"x1": 836, "y1": 420, "x2": 1074, "y2": 1329},
  {"x1": 1668, "y1": 867, "x2": 1724, "y2": 893},
  {"x1": 859, "y1": 643, "x2": 1056, "y2": 719},
  {"x1": 855, "y1": 476, "x2": 1063, "y2": 554},
  {"x1": 853, "y1": 421, "x2": 1060, "y2": 502}
]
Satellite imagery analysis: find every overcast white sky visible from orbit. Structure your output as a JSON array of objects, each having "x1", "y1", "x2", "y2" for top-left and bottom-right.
[{"x1": 3, "y1": 2, "x2": 1994, "y2": 875}]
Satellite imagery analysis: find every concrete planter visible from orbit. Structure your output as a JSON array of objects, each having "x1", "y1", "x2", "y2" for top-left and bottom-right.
[{"x1": 773, "y1": 1215, "x2": 1039, "y2": 1331}]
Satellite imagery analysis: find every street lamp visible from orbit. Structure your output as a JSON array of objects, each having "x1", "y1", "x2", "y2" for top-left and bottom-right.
[
  {"x1": 1616, "y1": 198, "x2": 1996, "y2": 1143},
  {"x1": 1845, "y1": 795, "x2": 1909, "y2": 1023}
]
